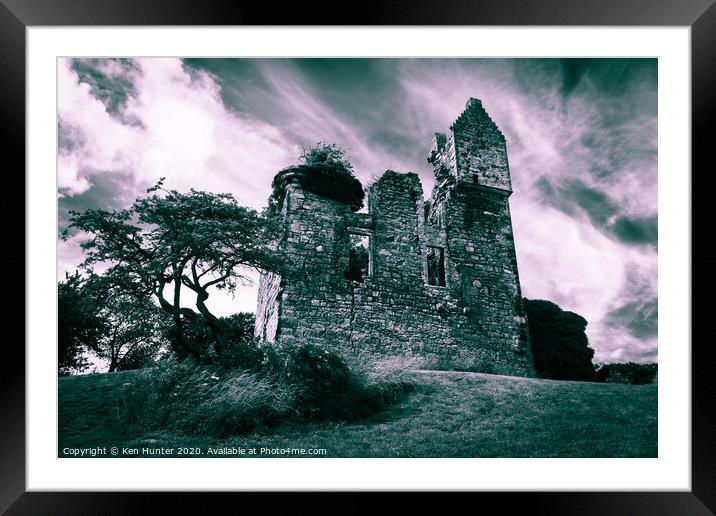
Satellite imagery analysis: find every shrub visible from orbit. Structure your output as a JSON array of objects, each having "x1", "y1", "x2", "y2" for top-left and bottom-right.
[
  {"x1": 281, "y1": 344, "x2": 363, "y2": 420},
  {"x1": 270, "y1": 143, "x2": 365, "y2": 212},
  {"x1": 281, "y1": 344, "x2": 414, "y2": 421},
  {"x1": 164, "y1": 314, "x2": 214, "y2": 362},
  {"x1": 598, "y1": 362, "x2": 658, "y2": 385},
  {"x1": 222, "y1": 312, "x2": 255, "y2": 340},
  {"x1": 58, "y1": 272, "x2": 105, "y2": 374},
  {"x1": 344, "y1": 353, "x2": 418, "y2": 404},
  {"x1": 114, "y1": 348, "x2": 159, "y2": 371},
  {"x1": 217, "y1": 338, "x2": 283, "y2": 375},
  {"x1": 523, "y1": 298, "x2": 598, "y2": 381},
  {"x1": 121, "y1": 358, "x2": 292, "y2": 437},
  {"x1": 300, "y1": 142, "x2": 353, "y2": 172},
  {"x1": 120, "y1": 344, "x2": 416, "y2": 437}
]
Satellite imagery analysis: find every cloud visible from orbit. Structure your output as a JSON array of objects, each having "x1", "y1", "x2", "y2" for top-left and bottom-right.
[
  {"x1": 511, "y1": 201, "x2": 631, "y2": 356},
  {"x1": 612, "y1": 216, "x2": 658, "y2": 246},
  {"x1": 58, "y1": 58, "x2": 658, "y2": 363},
  {"x1": 58, "y1": 170, "x2": 137, "y2": 234},
  {"x1": 379, "y1": 59, "x2": 657, "y2": 362},
  {"x1": 606, "y1": 299, "x2": 658, "y2": 340},
  {"x1": 70, "y1": 58, "x2": 142, "y2": 124},
  {"x1": 535, "y1": 177, "x2": 657, "y2": 248},
  {"x1": 58, "y1": 57, "x2": 301, "y2": 283},
  {"x1": 59, "y1": 58, "x2": 297, "y2": 205}
]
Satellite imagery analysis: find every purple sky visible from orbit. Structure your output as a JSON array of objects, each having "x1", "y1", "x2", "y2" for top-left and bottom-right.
[{"x1": 58, "y1": 57, "x2": 658, "y2": 363}]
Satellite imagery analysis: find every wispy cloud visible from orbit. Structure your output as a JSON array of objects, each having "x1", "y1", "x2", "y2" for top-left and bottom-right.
[
  {"x1": 58, "y1": 58, "x2": 296, "y2": 210},
  {"x1": 58, "y1": 57, "x2": 658, "y2": 363}
]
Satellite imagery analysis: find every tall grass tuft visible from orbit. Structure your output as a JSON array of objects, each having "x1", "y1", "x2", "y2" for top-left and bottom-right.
[
  {"x1": 120, "y1": 344, "x2": 417, "y2": 438},
  {"x1": 121, "y1": 358, "x2": 292, "y2": 437}
]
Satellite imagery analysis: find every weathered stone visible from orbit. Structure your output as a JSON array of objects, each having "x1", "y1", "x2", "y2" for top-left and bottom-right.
[{"x1": 255, "y1": 98, "x2": 534, "y2": 377}]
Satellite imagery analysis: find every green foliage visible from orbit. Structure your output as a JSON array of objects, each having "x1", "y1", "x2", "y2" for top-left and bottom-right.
[
  {"x1": 300, "y1": 142, "x2": 354, "y2": 172},
  {"x1": 597, "y1": 362, "x2": 658, "y2": 385},
  {"x1": 162, "y1": 312, "x2": 275, "y2": 372},
  {"x1": 58, "y1": 272, "x2": 106, "y2": 374},
  {"x1": 344, "y1": 245, "x2": 369, "y2": 282},
  {"x1": 163, "y1": 312, "x2": 213, "y2": 361},
  {"x1": 281, "y1": 344, "x2": 357, "y2": 419},
  {"x1": 221, "y1": 312, "x2": 256, "y2": 347},
  {"x1": 121, "y1": 358, "x2": 291, "y2": 437},
  {"x1": 64, "y1": 181, "x2": 284, "y2": 361},
  {"x1": 344, "y1": 234, "x2": 370, "y2": 282},
  {"x1": 59, "y1": 272, "x2": 171, "y2": 374},
  {"x1": 113, "y1": 349, "x2": 159, "y2": 372},
  {"x1": 83, "y1": 275, "x2": 170, "y2": 372},
  {"x1": 280, "y1": 344, "x2": 413, "y2": 421},
  {"x1": 523, "y1": 298, "x2": 598, "y2": 381},
  {"x1": 270, "y1": 143, "x2": 365, "y2": 213},
  {"x1": 215, "y1": 316, "x2": 280, "y2": 373},
  {"x1": 118, "y1": 344, "x2": 414, "y2": 437}
]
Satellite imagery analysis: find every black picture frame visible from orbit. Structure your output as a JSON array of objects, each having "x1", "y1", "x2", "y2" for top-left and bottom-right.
[{"x1": 3, "y1": 0, "x2": 713, "y2": 513}]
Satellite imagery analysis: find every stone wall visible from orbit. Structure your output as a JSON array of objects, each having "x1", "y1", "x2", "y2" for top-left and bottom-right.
[{"x1": 255, "y1": 98, "x2": 534, "y2": 377}]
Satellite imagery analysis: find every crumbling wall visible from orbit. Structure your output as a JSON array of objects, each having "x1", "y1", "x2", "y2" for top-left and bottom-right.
[{"x1": 255, "y1": 98, "x2": 534, "y2": 377}]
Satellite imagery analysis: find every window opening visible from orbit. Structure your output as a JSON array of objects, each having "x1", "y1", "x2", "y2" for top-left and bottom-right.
[{"x1": 427, "y1": 246, "x2": 446, "y2": 286}]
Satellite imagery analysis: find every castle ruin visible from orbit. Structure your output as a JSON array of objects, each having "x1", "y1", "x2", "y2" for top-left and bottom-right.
[{"x1": 255, "y1": 98, "x2": 534, "y2": 377}]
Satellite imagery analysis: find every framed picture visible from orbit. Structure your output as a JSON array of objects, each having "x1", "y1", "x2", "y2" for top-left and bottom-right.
[{"x1": 6, "y1": 0, "x2": 713, "y2": 512}]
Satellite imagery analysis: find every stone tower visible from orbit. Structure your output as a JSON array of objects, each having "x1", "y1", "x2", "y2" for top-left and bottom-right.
[{"x1": 255, "y1": 98, "x2": 534, "y2": 377}]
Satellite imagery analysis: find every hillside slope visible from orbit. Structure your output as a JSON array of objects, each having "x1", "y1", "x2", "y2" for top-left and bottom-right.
[{"x1": 59, "y1": 369, "x2": 657, "y2": 458}]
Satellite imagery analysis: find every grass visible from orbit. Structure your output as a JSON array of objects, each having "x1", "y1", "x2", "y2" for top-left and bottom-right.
[{"x1": 59, "y1": 368, "x2": 657, "y2": 458}]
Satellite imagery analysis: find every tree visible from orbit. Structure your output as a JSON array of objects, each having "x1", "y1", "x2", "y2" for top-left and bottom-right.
[
  {"x1": 58, "y1": 272, "x2": 105, "y2": 375},
  {"x1": 597, "y1": 362, "x2": 658, "y2": 384},
  {"x1": 64, "y1": 180, "x2": 283, "y2": 362},
  {"x1": 87, "y1": 279, "x2": 170, "y2": 372},
  {"x1": 58, "y1": 272, "x2": 169, "y2": 374},
  {"x1": 221, "y1": 312, "x2": 256, "y2": 346},
  {"x1": 523, "y1": 298, "x2": 598, "y2": 381}
]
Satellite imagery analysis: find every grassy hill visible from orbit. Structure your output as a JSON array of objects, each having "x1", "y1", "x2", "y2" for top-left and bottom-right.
[{"x1": 59, "y1": 368, "x2": 657, "y2": 458}]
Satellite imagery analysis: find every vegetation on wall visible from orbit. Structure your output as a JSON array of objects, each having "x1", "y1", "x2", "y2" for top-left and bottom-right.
[{"x1": 270, "y1": 143, "x2": 365, "y2": 213}]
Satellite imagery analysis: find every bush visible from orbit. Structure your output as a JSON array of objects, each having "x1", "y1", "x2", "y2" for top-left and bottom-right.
[
  {"x1": 270, "y1": 143, "x2": 365, "y2": 212},
  {"x1": 114, "y1": 348, "x2": 158, "y2": 371},
  {"x1": 344, "y1": 353, "x2": 419, "y2": 403},
  {"x1": 164, "y1": 314, "x2": 214, "y2": 362},
  {"x1": 281, "y1": 345, "x2": 414, "y2": 421},
  {"x1": 281, "y1": 344, "x2": 366, "y2": 420},
  {"x1": 217, "y1": 339, "x2": 283, "y2": 375},
  {"x1": 58, "y1": 272, "x2": 105, "y2": 374},
  {"x1": 121, "y1": 358, "x2": 292, "y2": 437},
  {"x1": 523, "y1": 298, "x2": 598, "y2": 381},
  {"x1": 598, "y1": 362, "x2": 658, "y2": 385},
  {"x1": 120, "y1": 345, "x2": 416, "y2": 437},
  {"x1": 222, "y1": 313, "x2": 256, "y2": 345}
]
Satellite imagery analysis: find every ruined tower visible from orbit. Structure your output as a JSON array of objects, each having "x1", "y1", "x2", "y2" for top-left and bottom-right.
[{"x1": 255, "y1": 98, "x2": 534, "y2": 377}]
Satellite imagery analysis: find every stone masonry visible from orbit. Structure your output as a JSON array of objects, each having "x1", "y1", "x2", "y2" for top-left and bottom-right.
[{"x1": 255, "y1": 98, "x2": 534, "y2": 376}]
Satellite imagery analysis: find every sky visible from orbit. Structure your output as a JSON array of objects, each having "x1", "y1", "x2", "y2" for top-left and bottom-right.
[{"x1": 57, "y1": 57, "x2": 658, "y2": 364}]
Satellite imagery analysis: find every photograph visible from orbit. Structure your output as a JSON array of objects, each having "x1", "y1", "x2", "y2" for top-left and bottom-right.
[{"x1": 57, "y1": 57, "x2": 659, "y2": 459}]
